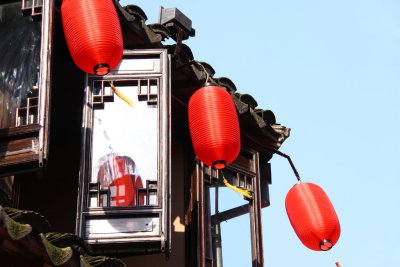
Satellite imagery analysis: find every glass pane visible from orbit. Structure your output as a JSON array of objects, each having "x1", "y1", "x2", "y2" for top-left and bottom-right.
[
  {"x1": 210, "y1": 166, "x2": 255, "y2": 266},
  {"x1": 0, "y1": 2, "x2": 41, "y2": 129},
  {"x1": 86, "y1": 216, "x2": 160, "y2": 238},
  {"x1": 220, "y1": 215, "x2": 252, "y2": 266},
  {"x1": 90, "y1": 79, "x2": 158, "y2": 208},
  {"x1": 34, "y1": 0, "x2": 42, "y2": 8},
  {"x1": 210, "y1": 187, "x2": 253, "y2": 266}
]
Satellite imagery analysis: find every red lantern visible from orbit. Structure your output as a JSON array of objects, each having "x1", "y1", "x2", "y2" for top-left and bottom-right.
[
  {"x1": 110, "y1": 175, "x2": 134, "y2": 206},
  {"x1": 97, "y1": 154, "x2": 141, "y2": 207},
  {"x1": 61, "y1": 0, "x2": 123, "y2": 75},
  {"x1": 285, "y1": 182, "x2": 341, "y2": 251},
  {"x1": 188, "y1": 85, "x2": 240, "y2": 169}
]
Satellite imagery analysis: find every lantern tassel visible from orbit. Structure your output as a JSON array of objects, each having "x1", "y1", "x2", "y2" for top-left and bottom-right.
[
  {"x1": 221, "y1": 173, "x2": 253, "y2": 200},
  {"x1": 110, "y1": 82, "x2": 134, "y2": 107}
]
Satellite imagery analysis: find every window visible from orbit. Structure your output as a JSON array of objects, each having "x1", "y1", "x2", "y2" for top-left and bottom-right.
[
  {"x1": 0, "y1": 0, "x2": 53, "y2": 175},
  {"x1": 76, "y1": 50, "x2": 171, "y2": 254},
  {"x1": 200, "y1": 149, "x2": 271, "y2": 267},
  {"x1": 21, "y1": 0, "x2": 42, "y2": 17}
]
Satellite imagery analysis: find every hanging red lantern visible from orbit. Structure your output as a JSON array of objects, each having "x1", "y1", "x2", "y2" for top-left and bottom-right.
[
  {"x1": 188, "y1": 85, "x2": 240, "y2": 169},
  {"x1": 285, "y1": 182, "x2": 341, "y2": 251},
  {"x1": 61, "y1": 0, "x2": 123, "y2": 75}
]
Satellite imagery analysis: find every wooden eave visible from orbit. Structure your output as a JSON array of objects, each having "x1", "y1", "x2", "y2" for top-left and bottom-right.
[{"x1": 115, "y1": 1, "x2": 164, "y2": 49}]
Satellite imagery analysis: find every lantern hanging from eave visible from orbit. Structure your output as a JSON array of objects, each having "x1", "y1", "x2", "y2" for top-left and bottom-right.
[
  {"x1": 285, "y1": 182, "x2": 341, "y2": 251},
  {"x1": 61, "y1": 0, "x2": 123, "y2": 75},
  {"x1": 188, "y1": 85, "x2": 240, "y2": 169}
]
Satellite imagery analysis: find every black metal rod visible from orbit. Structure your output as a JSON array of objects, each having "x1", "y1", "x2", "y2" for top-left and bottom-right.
[
  {"x1": 215, "y1": 171, "x2": 219, "y2": 214},
  {"x1": 274, "y1": 150, "x2": 302, "y2": 182}
]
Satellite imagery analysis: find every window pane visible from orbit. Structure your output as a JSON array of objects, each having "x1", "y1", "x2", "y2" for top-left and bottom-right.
[
  {"x1": 90, "y1": 79, "x2": 159, "y2": 207},
  {"x1": 86, "y1": 216, "x2": 160, "y2": 238},
  {"x1": 0, "y1": 2, "x2": 41, "y2": 129},
  {"x1": 221, "y1": 215, "x2": 252, "y2": 266},
  {"x1": 209, "y1": 163, "x2": 256, "y2": 266}
]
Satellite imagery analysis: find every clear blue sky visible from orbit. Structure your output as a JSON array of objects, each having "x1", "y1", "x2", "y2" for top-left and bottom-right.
[{"x1": 122, "y1": 1, "x2": 400, "y2": 266}]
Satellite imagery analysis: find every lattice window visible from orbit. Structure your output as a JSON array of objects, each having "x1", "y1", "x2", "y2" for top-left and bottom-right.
[
  {"x1": 15, "y1": 94, "x2": 39, "y2": 127},
  {"x1": 198, "y1": 150, "x2": 270, "y2": 267},
  {"x1": 92, "y1": 79, "x2": 159, "y2": 108},
  {"x1": 77, "y1": 49, "x2": 171, "y2": 254},
  {"x1": 21, "y1": 0, "x2": 43, "y2": 17},
  {"x1": 138, "y1": 79, "x2": 158, "y2": 105},
  {"x1": 0, "y1": 0, "x2": 53, "y2": 175}
]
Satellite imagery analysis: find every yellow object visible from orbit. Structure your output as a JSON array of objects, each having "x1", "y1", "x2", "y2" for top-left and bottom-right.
[
  {"x1": 222, "y1": 173, "x2": 253, "y2": 200},
  {"x1": 109, "y1": 82, "x2": 134, "y2": 107}
]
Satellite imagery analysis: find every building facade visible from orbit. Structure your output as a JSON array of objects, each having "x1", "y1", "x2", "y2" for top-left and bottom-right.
[{"x1": 0, "y1": 1, "x2": 289, "y2": 266}]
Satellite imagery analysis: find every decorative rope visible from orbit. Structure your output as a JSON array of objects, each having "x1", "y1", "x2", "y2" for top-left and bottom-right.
[
  {"x1": 109, "y1": 81, "x2": 134, "y2": 107},
  {"x1": 221, "y1": 171, "x2": 253, "y2": 200}
]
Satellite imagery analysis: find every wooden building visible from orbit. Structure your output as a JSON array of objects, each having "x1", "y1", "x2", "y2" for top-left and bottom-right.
[{"x1": 0, "y1": 1, "x2": 290, "y2": 266}]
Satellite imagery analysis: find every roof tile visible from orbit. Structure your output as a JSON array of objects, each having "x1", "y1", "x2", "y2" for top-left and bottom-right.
[{"x1": 0, "y1": 205, "x2": 127, "y2": 267}]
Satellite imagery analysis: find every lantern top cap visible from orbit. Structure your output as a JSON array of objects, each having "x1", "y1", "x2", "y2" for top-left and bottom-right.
[{"x1": 94, "y1": 64, "x2": 110, "y2": 76}]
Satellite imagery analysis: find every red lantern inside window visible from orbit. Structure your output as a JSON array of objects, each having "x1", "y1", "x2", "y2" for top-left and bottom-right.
[
  {"x1": 110, "y1": 175, "x2": 134, "y2": 206},
  {"x1": 61, "y1": 0, "x2": 123, "y2": 75},
  {"x1": 285, "y1": 182, "x2": 341, "y2": 251},
  {"x1": 97, "y1": 154, "x2": 142, "y2": 207},
  {"x1": 188, "y1": 85, "x2": 240, "y2": 169}
]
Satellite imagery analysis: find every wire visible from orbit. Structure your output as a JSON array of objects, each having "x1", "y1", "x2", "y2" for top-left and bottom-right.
[{"x1": 274, "y1": 150, "x2": 302, "y2": 182}]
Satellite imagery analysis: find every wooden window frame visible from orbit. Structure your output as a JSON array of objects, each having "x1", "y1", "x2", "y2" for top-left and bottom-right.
[
  {"x1": 192, "y1": 149, "x2": 270, "y2": 267},
  {"x1": 76, "y1": 49, "x2": 171, "y2": 254},
  {"x1": 0, "y1": 0, "x2": 54, "y2": 175}
]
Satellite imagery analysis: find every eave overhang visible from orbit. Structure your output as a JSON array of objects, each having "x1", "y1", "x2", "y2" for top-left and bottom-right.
[{"x1": 112, "y1": 2, "x2": 290, "y2": 159}]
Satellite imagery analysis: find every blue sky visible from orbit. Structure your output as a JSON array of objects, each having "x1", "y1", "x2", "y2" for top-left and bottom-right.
[{"x1": 121, "y1": 1, "x2": 400, "y2": 266}]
